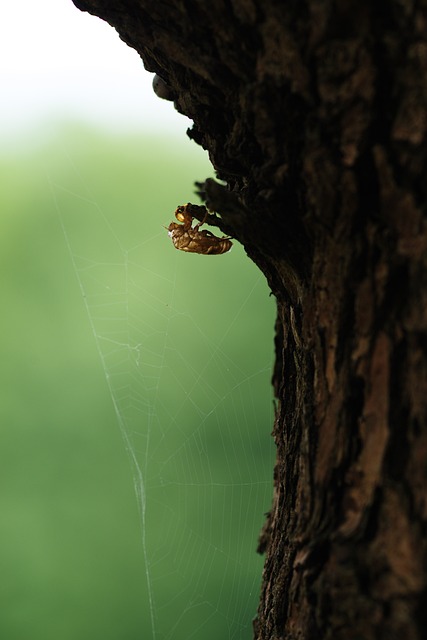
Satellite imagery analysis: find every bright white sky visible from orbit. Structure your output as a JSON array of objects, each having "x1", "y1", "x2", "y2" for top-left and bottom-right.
[{"x1": 0, "y1": 0, "x2": 191, "y2": 140}]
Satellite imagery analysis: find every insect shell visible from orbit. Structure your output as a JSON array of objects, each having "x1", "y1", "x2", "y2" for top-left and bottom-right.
[{"x1": 167, "y1": 204, "x2": 233, "y2": 255}]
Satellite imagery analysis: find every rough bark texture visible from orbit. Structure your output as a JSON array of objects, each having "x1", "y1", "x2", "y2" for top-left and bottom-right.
[{"x1": 72, "y1": 1, "x2": 427, "y2": 638}]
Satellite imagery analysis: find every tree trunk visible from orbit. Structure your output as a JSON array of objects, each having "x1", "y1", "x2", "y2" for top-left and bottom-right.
[{"x1": 72, "y1": 1, "x2": 427, "y2": 637}]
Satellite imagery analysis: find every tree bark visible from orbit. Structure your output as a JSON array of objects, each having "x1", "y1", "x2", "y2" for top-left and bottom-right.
[{"x1": 72, "y1": 1, "x2": 427, "y2": 637}]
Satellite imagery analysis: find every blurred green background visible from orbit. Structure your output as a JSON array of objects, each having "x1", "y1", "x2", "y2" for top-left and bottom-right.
[{"x1": 0, "y1": 123, "x2": 275, "y2": 639}]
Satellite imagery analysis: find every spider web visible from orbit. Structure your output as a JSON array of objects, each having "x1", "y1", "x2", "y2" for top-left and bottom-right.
[{"x1": 47, "y1": 129, "x2": 275, "y2": 640}]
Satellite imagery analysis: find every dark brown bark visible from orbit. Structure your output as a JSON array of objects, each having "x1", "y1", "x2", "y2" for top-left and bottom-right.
[{"x1": 72, "y1": 1, "x2": 427, "y2": 637}]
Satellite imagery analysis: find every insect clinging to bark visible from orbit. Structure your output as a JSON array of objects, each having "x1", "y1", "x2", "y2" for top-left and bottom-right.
[{"x1": 166, "y1": 203, "x2": 233, "y2": 255}]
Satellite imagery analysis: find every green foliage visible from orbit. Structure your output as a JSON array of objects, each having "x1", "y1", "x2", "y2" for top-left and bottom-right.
[{"x1": 0, "y1": 122, "x2": 275, "y2": 639}]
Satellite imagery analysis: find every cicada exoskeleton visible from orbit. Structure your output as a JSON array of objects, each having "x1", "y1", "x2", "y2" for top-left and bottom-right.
[{"x1": 167, "y1": 204, "x2": 232, "y2": 255}]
